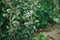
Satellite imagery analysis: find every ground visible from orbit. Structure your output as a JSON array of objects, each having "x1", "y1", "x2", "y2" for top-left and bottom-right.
[
  {"x1": 35, "y1": 24, "x2": 60, "y2": 40},
  {"x1": 45, "y1": 24, "x2": 60, "y2": 40}
]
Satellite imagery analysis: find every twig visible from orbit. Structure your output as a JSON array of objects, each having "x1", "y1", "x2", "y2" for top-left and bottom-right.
[{"x1": 48, "y1": 35, "x2": 55, "y2": 40}]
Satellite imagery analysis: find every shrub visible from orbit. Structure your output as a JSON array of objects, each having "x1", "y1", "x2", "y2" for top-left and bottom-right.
[{"x1": 0, "y1": 0, "x2": 60, "y2": 40}]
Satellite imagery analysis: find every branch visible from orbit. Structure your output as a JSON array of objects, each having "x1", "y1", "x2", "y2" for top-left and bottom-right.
[{"x1": 5, "y1": 0, "x2": 16, "y2": 40}]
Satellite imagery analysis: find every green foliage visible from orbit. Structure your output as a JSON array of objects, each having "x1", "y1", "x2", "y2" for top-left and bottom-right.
[
  {"x1": 0, "y1": 0, "x2": 60, "y2": 40},
  {"x1": 33, "y1": 32, "x2": 49, "y2": 40},
  {"x1": 38, "y1": 32, "x2": 46, "y2": 40}
]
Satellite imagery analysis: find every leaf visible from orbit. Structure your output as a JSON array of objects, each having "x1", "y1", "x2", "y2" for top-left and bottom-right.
[
  {"x1": 53, "y1": 17, "x2": 60, "y2": 23},
  {"x1": 0, "y1": 19, "x2": 3, "y2": 26}
]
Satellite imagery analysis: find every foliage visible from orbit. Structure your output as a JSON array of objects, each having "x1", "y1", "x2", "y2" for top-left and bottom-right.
[
  {"x1": 34, "y1": 32, "x2": 46, "y2": 40},
  {"x1": 0, "y1": 0, "x2": 60, "y2": 40}
]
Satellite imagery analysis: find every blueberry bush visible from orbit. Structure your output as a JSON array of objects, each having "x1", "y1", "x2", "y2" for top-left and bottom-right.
[{"x1": 0, "y1": 0, "x2": 60, "y2": 40}]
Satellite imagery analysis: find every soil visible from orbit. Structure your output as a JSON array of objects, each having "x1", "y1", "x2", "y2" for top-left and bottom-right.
[
  {"x1": 45, "y1": 24, "x2": 60, "y2": 40},
  {"x1": 35, "y1": 24, "x2": 60, "y2": 40}
]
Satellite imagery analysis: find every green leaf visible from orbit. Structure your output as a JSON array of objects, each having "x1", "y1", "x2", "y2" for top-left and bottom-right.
[{"x1": 0, "y1": 19, "x2": 3, "y2": 26}]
